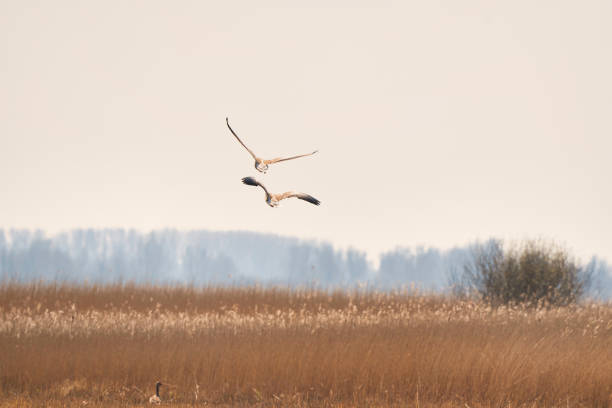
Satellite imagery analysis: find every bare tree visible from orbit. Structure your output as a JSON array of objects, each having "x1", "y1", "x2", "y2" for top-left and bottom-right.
[{"x1": 458, "y1": 239, "x2": 592, "y2": 306}]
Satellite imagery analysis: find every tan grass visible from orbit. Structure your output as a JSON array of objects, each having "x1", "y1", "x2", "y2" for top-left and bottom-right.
[{"x1": 1, "y1": 283, "x2": 612, "y2": 407}]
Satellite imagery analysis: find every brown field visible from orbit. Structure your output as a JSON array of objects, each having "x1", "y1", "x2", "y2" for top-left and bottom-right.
[{"x1": 1, "y1": 284, "x2": 612, "y2": 407}]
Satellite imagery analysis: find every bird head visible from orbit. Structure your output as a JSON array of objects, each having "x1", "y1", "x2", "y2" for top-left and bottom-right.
[{"x1": 255, "y1": 162, "x2": 269, "y2": 173}]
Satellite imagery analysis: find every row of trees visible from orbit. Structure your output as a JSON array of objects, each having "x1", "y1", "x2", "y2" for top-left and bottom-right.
[
  {"x1": 0, "y1": 229, "x2": 372, "y2": 286},
  {"x1": 1, "y1": 230, "x2": 610, "y2": 302},
  {"x1": 0, "y1": 229, "x2": 471, "y2": 288}
]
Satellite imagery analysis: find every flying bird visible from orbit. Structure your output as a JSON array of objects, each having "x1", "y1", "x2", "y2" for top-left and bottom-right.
[
  {"x1": 241, "y1": 177, "x2": 320, "y2": 207},
  {"x1": 226, "y1": 117, "x2": 317, "y2": 173}
]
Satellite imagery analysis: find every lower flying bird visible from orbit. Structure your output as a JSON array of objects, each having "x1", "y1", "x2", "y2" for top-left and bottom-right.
[
  {"x1": 242, "y1": 177, "x2": 320, "y2": 207},
  {"x1": 227, "y1": 117, "x2": 317, "y2": 173}
]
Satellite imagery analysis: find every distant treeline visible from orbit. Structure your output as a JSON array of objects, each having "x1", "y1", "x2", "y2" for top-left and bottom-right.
[{"x1": 0, "y1": 229, "x2": 610, "y2": 297}]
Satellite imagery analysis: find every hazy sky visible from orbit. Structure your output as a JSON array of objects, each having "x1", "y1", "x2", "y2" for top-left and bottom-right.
[{"x1": 1, "y1": 1, "x2": 611, "y2": 263}]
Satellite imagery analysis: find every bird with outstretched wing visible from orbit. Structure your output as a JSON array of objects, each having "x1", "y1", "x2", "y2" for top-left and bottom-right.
[
  {"x1": 226, "y1": 118, "x2": 317, "y2": 173},
  {"x1": 241, "y1": 177, "x2": 320, "y2": 207}
]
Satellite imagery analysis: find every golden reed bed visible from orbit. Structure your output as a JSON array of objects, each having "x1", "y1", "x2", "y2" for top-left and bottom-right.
[{"x1": 1, "y1": 284, "x2": 611, "y2": 407}]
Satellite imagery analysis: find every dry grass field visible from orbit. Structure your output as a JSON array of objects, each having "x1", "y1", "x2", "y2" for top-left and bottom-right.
[{"x1": 1, "y1": 284, "x2": 612, "y2": 407}]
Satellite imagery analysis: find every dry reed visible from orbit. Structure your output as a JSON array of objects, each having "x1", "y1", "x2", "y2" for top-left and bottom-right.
[{"x1": 1, "y1": 283, "x2": 612, "y2": 407}]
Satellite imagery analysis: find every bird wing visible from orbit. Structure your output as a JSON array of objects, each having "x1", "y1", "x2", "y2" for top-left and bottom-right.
[
  {"x1": 226, "y1": 118, "x2": 258, "y2": 160},
  {"x1": 278, "y1": 191, "x2": 321, "y2": 206},
  {"x1": 242, "y1": 177, "x2": 270, "y2": 195},
  {"x1": 264, "y1": 150, "x2": 318, "y2": 165}
]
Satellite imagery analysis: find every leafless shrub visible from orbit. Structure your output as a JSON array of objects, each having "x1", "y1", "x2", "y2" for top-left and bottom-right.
[{"x1": 458, "y1": 239, "x2": 592, "y2": 306}]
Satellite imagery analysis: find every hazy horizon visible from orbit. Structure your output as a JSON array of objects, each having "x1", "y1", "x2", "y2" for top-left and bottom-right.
[
  {"x1": 2, "y1": 228, "x2": 611, "y2": 299},
  {"x1": 2, "y1": 2, "x2": 611, "y2": 265}
]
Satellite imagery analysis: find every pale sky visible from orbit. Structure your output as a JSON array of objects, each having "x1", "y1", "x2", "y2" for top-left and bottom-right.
[{"x1": 1, "y1": 1, "x2": 611, "y2": 264}]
